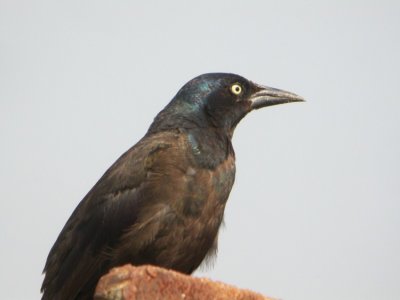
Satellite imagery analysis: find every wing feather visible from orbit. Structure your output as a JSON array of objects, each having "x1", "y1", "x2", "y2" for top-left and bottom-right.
[{"x1": 41, "y1": 133, "x2": 179, "y2": 299}]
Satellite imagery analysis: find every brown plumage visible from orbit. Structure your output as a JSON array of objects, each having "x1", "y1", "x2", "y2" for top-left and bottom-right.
[{"x1": 41, "y1": 73, "x2": 303, "y2": 299}]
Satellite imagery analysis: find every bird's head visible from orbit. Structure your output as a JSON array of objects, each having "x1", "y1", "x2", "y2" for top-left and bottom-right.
[{"x1": 148, "y1": 73, "x2": 304, "y2": 136}]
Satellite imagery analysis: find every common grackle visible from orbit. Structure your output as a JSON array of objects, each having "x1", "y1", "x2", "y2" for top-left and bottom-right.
[{"x1": 41, "y1": 73, "x2": 303, "y2": 299}]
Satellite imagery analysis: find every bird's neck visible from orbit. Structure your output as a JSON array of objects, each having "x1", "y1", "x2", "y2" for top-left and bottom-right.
[{"x1": 185, "y1": 127, "x2": 234, "y2": 169}]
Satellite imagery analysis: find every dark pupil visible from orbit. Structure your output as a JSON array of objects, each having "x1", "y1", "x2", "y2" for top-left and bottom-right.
[{"x1": 235, "y1": 87, "x2": 240, "y2": 92}]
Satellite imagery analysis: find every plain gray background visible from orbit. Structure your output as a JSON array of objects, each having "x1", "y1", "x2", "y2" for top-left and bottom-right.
[{"x1": 1, "y1": 1, "x2": 399, "y2": 299}]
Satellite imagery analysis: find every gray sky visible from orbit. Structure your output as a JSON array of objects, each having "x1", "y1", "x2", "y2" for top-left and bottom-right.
[{"x1": 1, "y1": 1, "x2": 399, "y2": 299}]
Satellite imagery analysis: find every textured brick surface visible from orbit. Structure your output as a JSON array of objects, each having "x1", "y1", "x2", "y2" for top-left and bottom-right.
[{"x1": 94, "y1": 264, "x2": 273, "y2": 300}]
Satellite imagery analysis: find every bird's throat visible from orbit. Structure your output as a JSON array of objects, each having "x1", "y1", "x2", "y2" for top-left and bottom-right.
[{"x1": 185, "y1": 128, "x2": 234, "y2": 169}]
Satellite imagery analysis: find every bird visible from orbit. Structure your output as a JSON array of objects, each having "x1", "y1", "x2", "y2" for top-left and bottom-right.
[{"x1": 41, "y1": 73, "x2": 304, "y2": 299}]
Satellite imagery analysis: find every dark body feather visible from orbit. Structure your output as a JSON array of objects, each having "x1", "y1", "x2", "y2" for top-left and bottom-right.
[{"x1": 41, "y1": 73, "x2": 303, "y2": 299}]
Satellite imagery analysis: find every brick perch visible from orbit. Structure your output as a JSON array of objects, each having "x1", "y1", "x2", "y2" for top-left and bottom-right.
[{"x1": 94, "y1": 265, "x2": 273, "y2": 300}]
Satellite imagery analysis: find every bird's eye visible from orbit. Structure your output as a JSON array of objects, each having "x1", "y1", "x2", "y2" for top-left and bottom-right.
[{"x1": 230, "y1": 83, "x2": 243, "y2": 95}]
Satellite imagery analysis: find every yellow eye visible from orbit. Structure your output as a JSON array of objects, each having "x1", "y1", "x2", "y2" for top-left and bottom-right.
[{"x1": 230, "y1": 83, "x2": 242, "y2": 95}]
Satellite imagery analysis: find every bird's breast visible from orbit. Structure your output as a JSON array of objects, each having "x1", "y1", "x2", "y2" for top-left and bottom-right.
[
  {"x1": 112, "y1": 132, "x2": 236, "y2": 273},
  {"x1": 180, "y1": 153, "x2": 235, "y2": 217},
  {"x1": 146, "y1": 154, "x2": 236, "y2": 273}
]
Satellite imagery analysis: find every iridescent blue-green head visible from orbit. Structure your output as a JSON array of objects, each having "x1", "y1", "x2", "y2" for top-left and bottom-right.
[{"x1": 148, "y1": 73, "x2": 304, "y2": 136}]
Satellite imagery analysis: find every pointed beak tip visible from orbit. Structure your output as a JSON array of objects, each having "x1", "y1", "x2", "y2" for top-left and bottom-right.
[
  {"x1": 294, "y1": 96, "x2": 306, "y2": 102},
  {"x1": 282, "y1": 91, "x2": 305, "y2": 103}
]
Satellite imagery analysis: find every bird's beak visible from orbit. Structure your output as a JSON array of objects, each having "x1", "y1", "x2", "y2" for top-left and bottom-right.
[{"x1": 249, "y1": 84, "x2": 305, "y2": 110}]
